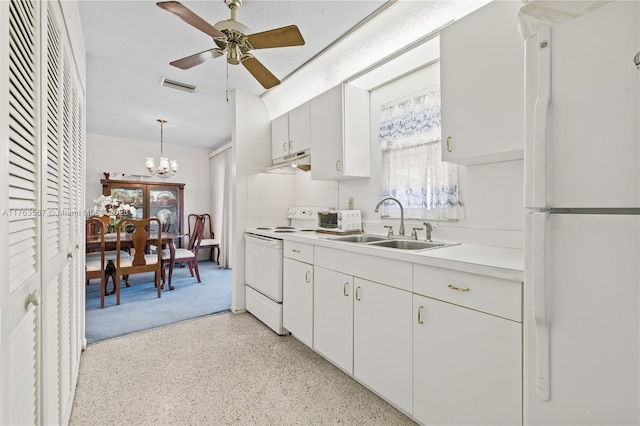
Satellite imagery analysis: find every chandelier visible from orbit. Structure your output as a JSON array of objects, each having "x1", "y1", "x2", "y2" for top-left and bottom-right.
[{"x1": 146, "y1": 119, "x2": 178, "y2": 178}]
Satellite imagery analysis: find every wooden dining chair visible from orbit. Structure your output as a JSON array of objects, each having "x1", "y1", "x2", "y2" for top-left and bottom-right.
[
  {"x1": 86, "y1": 215, "x2": 131, "y2": 289},
  {"x1": 162, "y1": 214, "x2": 205, "y2": 287},
  {"x1": 114, "y1": 217, "x2": 163, "y2": 304},
  {"x1": 85, "y1": 217, "x2": 109, "y2": 309},
  {"x1": 188, "y1": 213, "x2": 220, "y2": 263}
]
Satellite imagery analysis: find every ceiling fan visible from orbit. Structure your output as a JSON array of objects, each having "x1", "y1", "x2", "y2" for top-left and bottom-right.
[{"x1": 157, "y1": 0, "x2": 305, "y2": 89}]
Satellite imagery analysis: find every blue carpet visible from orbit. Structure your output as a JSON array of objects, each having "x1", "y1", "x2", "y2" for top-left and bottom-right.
[{"x1": 85, "y1": 261, "x2": 232, "y2": 344}]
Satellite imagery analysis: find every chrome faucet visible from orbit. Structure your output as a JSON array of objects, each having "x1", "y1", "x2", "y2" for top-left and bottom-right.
[
  {"x1": 423, "y1": 221, "x2": 433, "y2": 242},
  {"x1": 375, "y1": 197, "x2": 405, "y2": 236}
]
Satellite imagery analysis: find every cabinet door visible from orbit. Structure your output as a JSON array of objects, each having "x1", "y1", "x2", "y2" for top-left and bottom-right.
[
  {"x1": 109, "y1": 186, "x2": 144, "y2": 219},
  {"x1": 283, "y1": 258, "x2": 314, "y2": 347},
  {"x1": 310, "y1": 85, "x2": 344, "y2": 180},
  {"x1": 288, "y1": 102, "x2": 310, "y2": 154},
  {"x1": 440, "y1": 1, "x2": 524, "y2": 165},
  {"x1": 413, "y1": 294, "x2": 522, "y2": 425},
  {"x1": 313, "y1": 267, "x2": 353, "y2": 374},
  {"x1": 271, "y1": 113, "x2": 289, "y2": 161},
  {"x1": 150, "y1": 187, "x2": 179, "y2": 233},
  {"x1": 353, "y1": 278, "x2": 412, "y2": 414}
]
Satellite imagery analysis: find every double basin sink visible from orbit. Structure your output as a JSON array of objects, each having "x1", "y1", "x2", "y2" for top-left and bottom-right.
[{"x1": 330, "y1": 234, "x2": 457, "y2": 251}]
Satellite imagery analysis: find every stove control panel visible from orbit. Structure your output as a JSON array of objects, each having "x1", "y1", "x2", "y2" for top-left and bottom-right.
[{"x1": 287, "y1": 206, "x2": 334, "y2": 219}]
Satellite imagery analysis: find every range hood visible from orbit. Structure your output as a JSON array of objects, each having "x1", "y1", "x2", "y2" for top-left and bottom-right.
[{"x1": 267, "y1": 150, "x2": 311, "y2": 172}]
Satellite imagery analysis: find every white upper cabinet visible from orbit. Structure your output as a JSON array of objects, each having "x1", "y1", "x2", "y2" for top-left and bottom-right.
[
  {"x1": 271, "y1": 101, "x2": 311, "y2": 162},
  {"x1": 310, "y1": 84, "x2": 370, "y2": 180},
  {"x1": 440, "y1": 0, "x2": 524, "y2": 165}
]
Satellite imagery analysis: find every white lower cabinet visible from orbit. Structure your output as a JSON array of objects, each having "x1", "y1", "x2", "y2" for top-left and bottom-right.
[
  {"x1": 283, "y1": 257, "x2": 314, "y2": 347},
  {"x1": 412, "y1": 294, "x2": 522, "y2": 425},
  {"x1": 353, "y1": 278, "x2": 413, "y2": 415},
  {"x1": 313, "y1": 266, "x2": 354, "y2": 374},
  {"x1": 294, "y1": 244, "x2": 522, "y2": 424}
]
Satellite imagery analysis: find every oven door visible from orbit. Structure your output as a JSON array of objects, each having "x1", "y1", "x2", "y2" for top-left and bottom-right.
[{"x1": 244, "y1": 233, "x2": 283, "y2": 302}]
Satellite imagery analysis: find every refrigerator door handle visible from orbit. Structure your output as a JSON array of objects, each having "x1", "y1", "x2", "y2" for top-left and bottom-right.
[
  {"x1": 528, "y1": 212, "x2": 551, "y2": 401},
  {"x1": 526, "y1": 27, "x2": 551, "y2": 209}
]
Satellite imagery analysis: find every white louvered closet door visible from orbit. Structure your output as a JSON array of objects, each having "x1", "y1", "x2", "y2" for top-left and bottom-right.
[
  {"x1": 1, "y1": 0, "x2": 42, "y2": 424},
  {"x1": 40, "y1": 8, "x2": 63, "y2": 424},
  {"x1": 0, "y1": 0, "x2": 85, "y2": 424}
]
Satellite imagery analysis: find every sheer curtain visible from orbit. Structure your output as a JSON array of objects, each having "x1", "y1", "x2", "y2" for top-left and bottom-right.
[{"x1": 379, "y1": 86, "x2": 464, "y2": 220}]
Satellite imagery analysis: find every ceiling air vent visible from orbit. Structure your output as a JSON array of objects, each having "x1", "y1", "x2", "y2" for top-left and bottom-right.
[{"x1": 160, "y1": 77, "x2": 196, "y2": 93}]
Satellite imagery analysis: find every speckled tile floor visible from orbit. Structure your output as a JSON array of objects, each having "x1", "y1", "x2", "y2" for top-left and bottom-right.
[{"x1": 70, "y1": 311, "x2": 417, "y2": 426}]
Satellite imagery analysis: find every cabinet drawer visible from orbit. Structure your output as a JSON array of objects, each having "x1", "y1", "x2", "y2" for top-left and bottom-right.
[
  {"x1": 413, "y1": 264, "x2": 521, "y2": 322},
  {"x1": 315, "y1": 246, "x2": 412, "y2": 292},
  {"x1": 284, "y1": 241, "x2": 313, "y2": 264}
]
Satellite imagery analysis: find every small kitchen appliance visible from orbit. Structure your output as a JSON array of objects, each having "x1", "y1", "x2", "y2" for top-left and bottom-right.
[{"x1": 317, "y1": 209, "x2": 361, "y2": 233}]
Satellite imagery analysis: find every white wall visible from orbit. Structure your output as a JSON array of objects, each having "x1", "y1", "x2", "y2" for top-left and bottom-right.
[
  {"x1": 85, "y1": 133, "x2": 211, "y2": 230},
  {"x1": 231, "y1": 90, "x2": 272, "y2": 312}
]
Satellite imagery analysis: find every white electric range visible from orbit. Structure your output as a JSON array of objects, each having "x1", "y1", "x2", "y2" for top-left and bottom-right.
[{"x1": 244, "y1": 207, "x2": 331, "y2": 334}]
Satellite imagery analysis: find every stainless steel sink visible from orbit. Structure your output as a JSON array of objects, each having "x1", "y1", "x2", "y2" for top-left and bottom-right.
[
  {"x1": 331, "y1": 234, "x2": 389, "y2": 243},
  {"x1": 329, "y1": 234, "x2": 456, "y2": 251},
  {"x1": 367, "y1": 239, "x2": 449, "y2": 250}
]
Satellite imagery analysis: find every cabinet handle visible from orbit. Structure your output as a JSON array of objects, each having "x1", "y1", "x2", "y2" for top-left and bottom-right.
[
  {"x1": 343, "y1": 282, "x2": 349, "y2": 297},
  {"x1": 27, "y1": 289, "x2": 40, "y2": 307},
  {"x1": 335, "y1": 160, "x2": 341, "y2": 172},
  {"x1": 417, "y1": 305, "x2": 424, "y2": 324},
  {"x1": 305, "y1": 271, "x2": 311, "y2": 283},
  {"x1": 283, "y1": 142, "x2": 288, "y2": 152},
  {"x1": 448, "y1": 284, "x2": 470, "y2": 292},
  {"x1": 446, "y1": 136, "x2": 452, "y2": 152},
  {"x1": 288, "y1": 140, "x2": 293, "y2": 151},
  {"x1": 355, "y1": 286, "x2": 361, "y2": 301},
  {"x1": 292, "y1": 249, "x2": 301, "y2": 253}
]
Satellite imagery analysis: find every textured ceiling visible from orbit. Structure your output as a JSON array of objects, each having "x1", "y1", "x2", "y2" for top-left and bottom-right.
[{"x1": 79, "y1": 0, "x2": 390, "y2": 151}]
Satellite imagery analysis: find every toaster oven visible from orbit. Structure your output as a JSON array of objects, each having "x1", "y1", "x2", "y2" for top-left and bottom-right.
[{"x1": 317, "y1": 210, "x2": 361, "y2": 233}]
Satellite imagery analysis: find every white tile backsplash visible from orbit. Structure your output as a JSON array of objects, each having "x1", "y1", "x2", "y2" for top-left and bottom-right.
[{"x1": 247, "y1": 170, "x2": 339, "y2": 226}]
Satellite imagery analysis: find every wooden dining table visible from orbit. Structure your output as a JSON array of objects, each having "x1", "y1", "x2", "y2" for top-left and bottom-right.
[{"x1": 85, "y1": 232, "x2": 183, "y2": 290}]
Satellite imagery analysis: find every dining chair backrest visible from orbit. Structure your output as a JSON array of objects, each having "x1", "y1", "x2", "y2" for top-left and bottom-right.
[
  {"x1": 85, "y1": 216, "x2": 108, "y2": 308},
  {"x1": 188, "y1": 214, "x2": 206, "y2": 254},
  {"x1": 116, "y1": 217, "x2": 162, "y2": 268},
  {"x1": 86, "y1": 215, "x2": 110, "y2": 236},
  {"x1": 115, "y1": 217, "x2": 163, "y2": 301},
  {"x1": 188, "y1": 213, "x2": 214, "y2": 240},
  {"x1": 187, "y1": 212, "x2": 220, "y2": 263}
]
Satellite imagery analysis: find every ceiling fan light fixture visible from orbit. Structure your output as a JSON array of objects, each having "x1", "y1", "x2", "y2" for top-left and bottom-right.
[
  {"x1": 227, "y1": 42, "x2": 244, "y2": 65},
  {"x1": 160, "y1": 77, "x2": 196, "y2": 93}
]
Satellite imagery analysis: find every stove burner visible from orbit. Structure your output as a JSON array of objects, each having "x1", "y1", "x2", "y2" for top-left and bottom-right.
[
  {"x1": 275, "y1": 226, "x2": 295, "y2": 230},
  {"x1": 300, "y1": 229, "x2": 316, "y2": 232},
  {"x1": 274, "y1": 230, "x2": 296, "y2": 233},
  {"x1": 256, "y1": 227, "x2": 272, "y2": 230}
]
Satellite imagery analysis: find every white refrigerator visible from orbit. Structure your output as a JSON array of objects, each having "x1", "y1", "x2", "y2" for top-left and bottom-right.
[{"x1": 523, "y1": 1, "x2": 639, "y2": 425}]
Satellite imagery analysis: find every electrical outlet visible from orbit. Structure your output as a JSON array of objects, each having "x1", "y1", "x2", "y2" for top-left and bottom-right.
[{"x1": 348, "y1": 197, "x2": 355, "y2": 210}]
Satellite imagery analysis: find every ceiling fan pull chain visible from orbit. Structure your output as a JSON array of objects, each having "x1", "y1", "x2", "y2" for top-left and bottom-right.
[{"x1": 226, "y1": 60, "x2": 229, "y2": 103}]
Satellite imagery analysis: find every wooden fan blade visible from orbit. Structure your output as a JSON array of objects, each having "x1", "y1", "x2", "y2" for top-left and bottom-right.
[
  {"x1": 242, "y1": 56, "x2": 280, "y2": 89},
  {"x1": 157, "y1": 1, "x2": 225, "y2": 39},
  {"x1": 170, "y1": 49, "x2": 222, "y2": 70},
  {"x1": 246, "y1": 25, "x2": 305, "y2": 49}
]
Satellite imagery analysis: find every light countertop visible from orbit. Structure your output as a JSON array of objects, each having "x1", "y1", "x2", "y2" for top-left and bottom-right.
[{"x1": 246, "y1": 229, "x2": 524, "y2": 282}]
